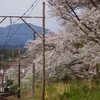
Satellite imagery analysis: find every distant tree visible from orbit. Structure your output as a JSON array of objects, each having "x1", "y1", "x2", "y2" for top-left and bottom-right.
[{"x1": 0, "y1": 48, "x2": 25, "y2": 60}]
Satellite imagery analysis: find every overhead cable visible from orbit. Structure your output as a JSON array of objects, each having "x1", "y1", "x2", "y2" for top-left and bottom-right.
[{"x1": 5, "y1": 0, "x2": 40, "y2": 45}]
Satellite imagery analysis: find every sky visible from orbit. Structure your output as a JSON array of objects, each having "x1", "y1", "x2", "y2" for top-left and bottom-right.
[{"x1": 0, "y1": 0, "x2": 60, "y2": 32}]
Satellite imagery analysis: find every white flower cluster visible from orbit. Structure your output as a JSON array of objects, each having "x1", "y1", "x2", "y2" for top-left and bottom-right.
[
  {"x1": 23, "y1": 26, "x2": 100, "y2": 81},
  {"x1": 5, "y1": 1, "x2": 100, "y2": 86}
]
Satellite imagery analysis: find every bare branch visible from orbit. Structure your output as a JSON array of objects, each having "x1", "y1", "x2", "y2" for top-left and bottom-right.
[{"x1": 90, "y1": 0, "x2": 98, "y2": 8}]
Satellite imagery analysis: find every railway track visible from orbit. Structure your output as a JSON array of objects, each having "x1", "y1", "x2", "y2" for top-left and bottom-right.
[
  {"x1": 0, "y1": 91, "x2": 17, "y2": 100},
  {"x1": 0, "y1": 96, "x2": 7, "y2": 100}
]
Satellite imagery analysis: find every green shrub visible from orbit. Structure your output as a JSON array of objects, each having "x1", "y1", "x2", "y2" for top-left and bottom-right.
[
  {"x1": 94, "y1": 79, "x2": 100, "y2": 85},
  {"x1": 65, "y1": 92, "x2": 73, "y2": 97},
  {"x1": 81, "y1": 85, "x2": 89, "y2": 94},
  {"x1": 46, "y1": 84, "x2": 56, "y2": 93},
  {"x1": 10, "y1": 84, "x2": 18, "y2": 90},
  {"x1": 7, "y1": 79, "x2": 14, "y2": 86}
]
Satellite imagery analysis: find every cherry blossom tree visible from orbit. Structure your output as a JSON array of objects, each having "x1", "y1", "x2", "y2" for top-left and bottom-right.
[
  {"x1": 5, "y1": 1, "x2": 100, "y2": 85},
  {"x1": 22, "y1": 0, "x2": 100, "y2": 81},
  {"x1": 48, "y1": 0, "x2": 100, "y2": 43},
  {"x1": 24, "y1": 25, "x2": 100, "y2": 81}
]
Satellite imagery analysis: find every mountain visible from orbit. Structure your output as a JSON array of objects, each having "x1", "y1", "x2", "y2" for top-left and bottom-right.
[{"x1": 0, "y1": 23, "x2": 49, "y2": 49}]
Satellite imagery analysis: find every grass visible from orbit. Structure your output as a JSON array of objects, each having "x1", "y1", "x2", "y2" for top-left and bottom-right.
[{"x1": 6, "y1": 79, "x2": 100, "y2": 100}]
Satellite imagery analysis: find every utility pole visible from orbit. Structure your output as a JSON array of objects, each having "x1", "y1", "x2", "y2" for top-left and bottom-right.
[
  {"x1": 1, "y1": 55, "x2": 4, "y2": 92},
  {"x1": 17, "y1": 46, "x2": 21, "y2": 98},
  {"x1": 0, "y1": 3, "x2": 46, "y2": 99},
  {"x1": 32, "y1": 32, "x2": 36, "y2": 98},
  {"x1": 42, "y1": 2, "x2": 45, "y2": 100},
  {"x1": 1, "y1": 54, "x2": 3, "y2": 63}
]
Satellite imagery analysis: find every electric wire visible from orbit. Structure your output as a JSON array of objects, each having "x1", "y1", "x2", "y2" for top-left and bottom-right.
[
  {"x1": 3, "y1": 17, "x2": 12, "y2": 49},
  {"x1": 27, "y1": 0, "x2": 40, "y2": 17},
  {"x1": 0, "y1": 0, "x2": 40, "y2": 48},
  {"x1": 6, "y1": 0, "x2": 40, "y2": 45},
  {"x1": 12, "y1": 0, "x2": 39, "y2": 24}
]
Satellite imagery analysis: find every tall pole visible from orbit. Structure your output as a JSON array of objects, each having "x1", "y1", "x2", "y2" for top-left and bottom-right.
[
  {"x1": 1, "y1": 55, "x2": 4, "y2": 92},
  {"x1": 18, "y1": 46, "x2": 20, "y2": 89},
  {"x1": 32, "y1": 61, "x2": 35, "y2": 98},
  {"x1": 32, "y1": 32, "x2": 35, "y2": 98},
  {"x1": 42, "y1": 2, "x2": 45, "y2": 100},
  {"x1": 17, "y1": 46, "x2": 21, "y2": 98}
]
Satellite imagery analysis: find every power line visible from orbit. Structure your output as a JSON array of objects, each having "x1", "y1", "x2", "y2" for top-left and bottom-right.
[
  {"x1": 0, "y1": 32, "x2": 34, "y2": 34},
  {"x1": 3, "y1": 17, "x2": 12, "y2": 49},
  {"x1": 12, "y1": 0, "x2": 39, "y2": 24},
  {"x1": 7, "y1": 0, "x2": 40, "y2": 44},
  {"x1": 3, "y1": 0, "x2": 40, "y2": 46},
  {"x1": 27, "y1": 0, "x2": 40, "y2": 16}
]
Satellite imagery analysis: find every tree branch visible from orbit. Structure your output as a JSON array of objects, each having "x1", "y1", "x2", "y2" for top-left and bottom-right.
[
  {"x1": 65, "y1": 0, "x2": 80, "y2": 21},
  {"x1": 90, "y1": 0, "x2": 98, "y2": 8},
  {"x1": 55, "y1": 57, "x2": 84, "y2": 77}
]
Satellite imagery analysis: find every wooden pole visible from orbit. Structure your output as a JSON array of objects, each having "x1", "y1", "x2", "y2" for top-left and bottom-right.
[
  {"x1": 1, "y1": 56, "x2": 4, "y2": 92},
  {"x1": 18, "y1": 46, "x2": 20, "y2": 89},
  {"x1": 32, "y1": 32, "x2": 36, "y2": 98},
  {"x1": 17, "y1": 46, "x2": 21, "y2": 98},
  {"x1": 32, "y1": 62, "x2": 35, "y2": 98},
  {"x1": 42, "y1": 2, "x2": 45, "y2": 100}
]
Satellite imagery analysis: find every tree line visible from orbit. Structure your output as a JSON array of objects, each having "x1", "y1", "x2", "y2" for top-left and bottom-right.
[{"x1": 0, "y1": 48, "x2": 25, "y2": 61}]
